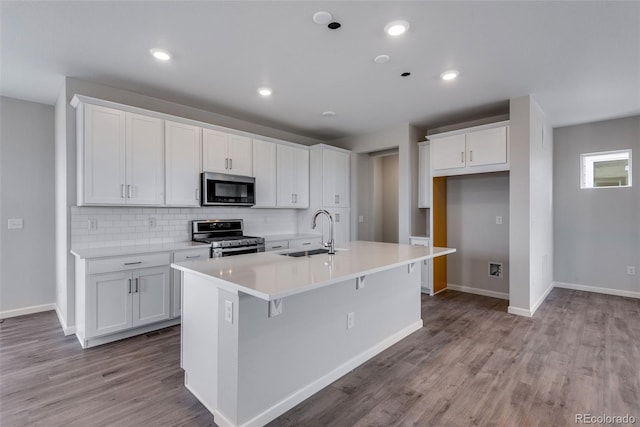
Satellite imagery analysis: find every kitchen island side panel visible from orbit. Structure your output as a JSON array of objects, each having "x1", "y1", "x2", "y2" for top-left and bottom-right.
[
  {"x1": 181, "y1": 272, "x2": 221, "y2": 416},
  {"x1": 234, "y1": 264, "x2": 421, "y2": 425}
]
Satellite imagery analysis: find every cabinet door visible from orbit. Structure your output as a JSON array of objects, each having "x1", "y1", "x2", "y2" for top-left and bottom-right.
[
  {"x1": 132, "y1": 266, "x2": 171, "y2": 327},
  {"x1": 82, "y1": 104, "x2": 127, "y2": 204},
  {"x1": 227, "y1": 135, "x2": 252, "y2": 176},
  {"x1": 252, "y1": 139, "x2": 277, "y2": 207},
  {"x1": 165, "y1": 121, "x2": 201, "y2": 206},
  {"x1": 276, "y1": 144, "x2": 295, "y2": 207},
  {"x1": 202, "y1": 129, "x2": 229, "y2": 173},
  {"x1": 418, "y1": 143, "x2": 431, "y2": 208},
  {"x1": 322, "y1": 149, "x2": 350, "y2": 207},
  {"x1": 431, "y1": 134, "x2": 466, "y2": 171},
  {"x1": 330, "y1": 208, "x2": 350, "y2": 247},
  {"x1": 466, "y1": 126, "x2": 507, "y2": 167},
  {"x1": 126, "y1": 113, "x2": 164, "y2": 205},
  {"x1": 88, "y1": 271, "x2": 132, "y2": 337},
  {"x1": 292, "y1": 147, "x2": 309, "y2": 208}
]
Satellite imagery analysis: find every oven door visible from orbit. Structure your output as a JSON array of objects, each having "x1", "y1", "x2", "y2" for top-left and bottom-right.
[
  {"x1": 202, "y1": 172, "x2": 255, "y2": 206},
  {"x1": 212, "y1": 245, "x2": 261, "y2": 258}
]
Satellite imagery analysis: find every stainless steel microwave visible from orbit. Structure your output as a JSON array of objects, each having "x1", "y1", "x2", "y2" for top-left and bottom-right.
[{"x1": 201, "y1": 172, "x2": 255, "y2": 206}]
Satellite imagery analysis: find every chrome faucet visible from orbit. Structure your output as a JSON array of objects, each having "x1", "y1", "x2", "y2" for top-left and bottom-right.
[{"x1": 311, "y1": 209, "x2": 335, "y2": 255}]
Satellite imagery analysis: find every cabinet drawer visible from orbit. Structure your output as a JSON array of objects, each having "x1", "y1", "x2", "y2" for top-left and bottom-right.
[
  {"x1": 265, "y1": 240, "x2": 289, "y2": 252},
  {"x1": 290, "y1": 237, "x2": 322, "y2": 249},
  {"x1": 173, "y1": 248, "x2": 210, "y2": 262},
  {"x1": 88, "y1": 253, "x2": 170, "y2": 275}
]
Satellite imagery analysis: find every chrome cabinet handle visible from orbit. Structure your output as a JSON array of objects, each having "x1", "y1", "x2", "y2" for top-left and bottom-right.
[
  {"x1": 225, "y1": 158, "x2": 229, "y2": 169},
  {"x1": 134, "y1": 278, "x2": 139, "y2": 293},
  {"x1": 128, "y1": 279, "x2": 132, "y2": 294},
  {"x1": 335, "y1": 194, "x2": 340, "y2": 204},
  {"x1": 302, "y1": 242, "x2": 311, "y2": 246},
  {"x1": 186, "y1": 255, "x2": 201, "y2": 259},
  {"x1": 229, "y1": 158, "x2": 232, "y2": 169},
  {"x1": 291, "y1": 194, "x2": 294, "y2": 204},
  {"x1": 127, "y1": 185, "x2": 132, "y2": 198},
  {"x1": 461, "y1": 152, "x2": 465, "y2": 163},
  {"x1": 121, "y1": 184, "x2": 126, "y2": 198},
  {"x1": 294, "y1": 193, "x2": 298, "y2": 203},
  {"x1": 124, "y1": 261, "x2": 142, "y2": 266},
  {"x1": 271, "y1": 245, "x2": 283, "y2": 249},
  {"x1": 470, "y1": 150, "x2": 473, "y2": 162}
]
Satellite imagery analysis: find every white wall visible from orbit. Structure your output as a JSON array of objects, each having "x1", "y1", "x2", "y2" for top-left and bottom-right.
[
  {"x1": 1, "y1": 97, "x2": 55, "y2": 317},
  {"x1": 508, "y1": 95, "x2": 554, "y2": 316},
  {"x1": 447, "y1": 172, "x2": 510, "y2": 297},
  {"x1": 54, "y1": 77, "x2": 325, "y2": 330},
  {"x1": 554, "y1": 116, "x2": 639, "y2": 296}
]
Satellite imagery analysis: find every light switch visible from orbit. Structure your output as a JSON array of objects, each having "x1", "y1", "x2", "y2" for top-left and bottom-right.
[
  {"x1": 496, "y1": 216, "x2": 503, "y2": 225},
  {"x1": 7, "y1": 218, "x2": 23, "y2": 229}
]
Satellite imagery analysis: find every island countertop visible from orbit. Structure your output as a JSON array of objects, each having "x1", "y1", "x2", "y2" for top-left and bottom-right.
[{"x1": 172, "y1": 240, "x2": 455, "y2": 301}]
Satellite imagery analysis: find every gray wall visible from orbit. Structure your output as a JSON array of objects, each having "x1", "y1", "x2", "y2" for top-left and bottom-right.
[
  {"x1": 1, "y1": 97, "x2": 55, "y2": 315},
  {"x1": 447, "y1": 172, "x2": 510, "y2": 296},
  {"x1": 381, "y1": 155, "x2": 399, "y2": 243},
  {"x1": 554, "y1": 116, "x2": 640, "y2": 293}
]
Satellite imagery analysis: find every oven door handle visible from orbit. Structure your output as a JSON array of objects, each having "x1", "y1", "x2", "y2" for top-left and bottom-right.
[{"x1": 216, "y1": 245, "x2": 261, "y2": 254}]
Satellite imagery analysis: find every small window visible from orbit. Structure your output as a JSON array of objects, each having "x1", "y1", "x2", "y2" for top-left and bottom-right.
[{"x1": 580, "y1": 149, "x2": 632, "y2": 189}]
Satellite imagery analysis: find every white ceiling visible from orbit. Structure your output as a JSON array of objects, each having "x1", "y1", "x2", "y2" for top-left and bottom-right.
[{"x1": 2, "y1": 1, "x2": 639, "y2": 140}]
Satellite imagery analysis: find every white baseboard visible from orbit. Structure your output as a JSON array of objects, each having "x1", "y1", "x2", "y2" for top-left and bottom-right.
[
  {"x1": 0, "y1": 303, "x2": 56, "y2": 320},
  {"x1": 530, "y1": 281, "x2": 555, "y2": 315},
  {"x1": 55, "y1": 305, "x2": 76, "y2": 335},
  {"x1": 553, "y1": 281, "x2": 640, "y2": 299},
  {"x1": 239, "y1": 320, "x2": 424, "y2": 427},
  {"x1": 447, "y1": 284, "x2": 509, "y2": 300},
  {"x1": 507, "y1": 306, "x2": 533, "y2": 317}
]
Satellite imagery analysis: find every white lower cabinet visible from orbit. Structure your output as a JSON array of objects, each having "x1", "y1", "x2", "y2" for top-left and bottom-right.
[
  {"x1": 409, "y1": 236, "x2": 432, "y2": 295},
  {"x1": 171, "y1": 247, "x2": 210, "y2": 318},
  {"x1": 289, "y1": 236, "x2": 323, "y2": 250},
  {"x1": 76, "y1": 252, "x2": 177, "y2": 348},
  {"x1": 265, "y1": 240, "x2": 289, "y2": 252},
  {"x1": 88, "y1": 265, "x2": 170, "y2": 338}
]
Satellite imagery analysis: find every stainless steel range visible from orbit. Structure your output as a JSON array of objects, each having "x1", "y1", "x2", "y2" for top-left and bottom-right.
[{"x1": 191, "y1": 219, "x2": 265, "y2": 258}]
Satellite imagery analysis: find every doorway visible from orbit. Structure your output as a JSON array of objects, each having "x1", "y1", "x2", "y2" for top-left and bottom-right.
[{"x1": 371, "y1": 152, "x2": 399, "y2": 243}]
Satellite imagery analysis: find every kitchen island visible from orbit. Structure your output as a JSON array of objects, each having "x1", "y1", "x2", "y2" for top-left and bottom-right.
[{"x1": 172, "y1": 241, "x2": 455, "y2": 427}]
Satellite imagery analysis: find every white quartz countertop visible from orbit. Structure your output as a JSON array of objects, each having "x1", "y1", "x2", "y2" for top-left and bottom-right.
[
  {"x1": 261, "y1": 233, "x2": 322, "y2": 242},
  {"x1": 71, "y1": 241, "x2": 210, "y2": 259},
  {"x1": 172, "y1": 240, "x2": 456, "y2": 301}
]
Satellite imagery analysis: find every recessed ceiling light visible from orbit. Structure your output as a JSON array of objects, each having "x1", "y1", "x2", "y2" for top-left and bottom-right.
[
  {"x1": 328, "y1": 22, "x2": 341, "y2": 30},
  {"x1": 440, "y1": 70, "x2": 459, "y2": 81},
  {"x1": 150, "y1": 48, "x2": 171, "y2": 61},
  {"x1": 384, "y1": 20, "x2": 409, "y2": 36},
  {"x1": 374, "y1": 54, "x2": 390, "y2": 64},
  {"x1": 401, "y1": 72, "x2": 411, "y2": 77},
  {"x1": 322, "y1": 111, "x2": 336, "y2": 117},
  {"x1": 313, "y1": 11, "x2": 333, "y2": 25},
  {"x1": 257, "y1": 87, "x2": 272, "y2": 96}
]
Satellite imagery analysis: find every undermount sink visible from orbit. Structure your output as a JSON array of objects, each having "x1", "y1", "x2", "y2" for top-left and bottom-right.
[{"x1": 281, "y1": 248, "x2": 330, "y2": 257}]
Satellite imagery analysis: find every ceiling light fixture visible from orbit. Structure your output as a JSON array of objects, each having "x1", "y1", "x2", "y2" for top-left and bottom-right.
[
  {"x1": 313, "y1": 11, "x2": 333, "y2": 25},
  {"x1": 322, "y1": 111, "x2": 336, "y2": 117},
  {"x1": 440, "y1": 70, "x2": 459, "y2": 81},
  {"x1": 384, "y1": 20, "x2": 409, "y2": 36},
  {"x1": 257, "y1": 87, "x2": 272, "y2": 96},
  {"x1": 150, "y1": 48, "x2": 171, "y2": 61},
  {"x1": 374, "y1": 54, "x2": 390, "y2": 64}
]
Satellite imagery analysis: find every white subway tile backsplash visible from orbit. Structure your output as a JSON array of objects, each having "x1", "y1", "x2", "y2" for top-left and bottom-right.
[{"x1": 70, "y1": 206, "x2": 298, "y2": 249}]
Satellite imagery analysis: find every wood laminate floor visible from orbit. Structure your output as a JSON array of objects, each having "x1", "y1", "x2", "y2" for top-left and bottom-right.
[{"x1": 1, "y1": 288, "x2": 639, "y2": 426}]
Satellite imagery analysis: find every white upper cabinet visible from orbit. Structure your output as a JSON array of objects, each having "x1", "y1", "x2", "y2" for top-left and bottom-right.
[
  {"x1": 202, "y1": 129, "x2": 252, "y2": 177},
  {"x1": 126, "y1": 113, "x2": 165, "y2": 205},
  {"x1": 430, "y1": 123, "x2": 509, "y2": 177},
  {"x1": 78, "y1": 104, "x2": 164, "y2": 205},
  {"x1": 276, "y1": 144, "x2": 309, "y2": 208},
  {"x1": 165, "y1": 120, "x2": 201, "y2": 206},
  {"x1": 252, "y1": 139, "x2": 277, "y2": 208},
  {"x1": 418, "y1": 142, "x2": 431, "y2": 208},
  {"x1": 466, "y1": 126, "x2": 507, "y2": 167},
  {"x1": 431, "y1": 134, "x2": 466, "y2": 171},
  {"x1": 321, "y1": 148, "x2": 350, "y2": 207},
  {"x1": 81, "y1": 104, "x2": 127, "y2": 205}
]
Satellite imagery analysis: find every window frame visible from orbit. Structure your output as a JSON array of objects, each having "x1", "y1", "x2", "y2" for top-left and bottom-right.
[{"x1": 580, "y1": 149, "x2": 632, "y2": 189}]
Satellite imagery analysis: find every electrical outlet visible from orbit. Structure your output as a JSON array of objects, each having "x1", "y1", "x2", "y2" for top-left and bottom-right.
[
  {"x1": 224, "y1": 300, "x2": 233, "y2": 323},
  {"x1": 148, "y1": 217, "x2": 157, "y2": 228},
  {"x1": 88, "y1": 218, "x2": 98, "y2": 230},
  {"x1": 358, "y1": 215, "x2": 364, "y2": 223},
  {"x1": 496, "y1": 216, "x2": 503, "y2": 225},
  {"x1": 347, "y1": 312, "x2": 355, "y2": 329},
  {"x1": 627, "y1": 266, "x2": 636, "y2": 276}
]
